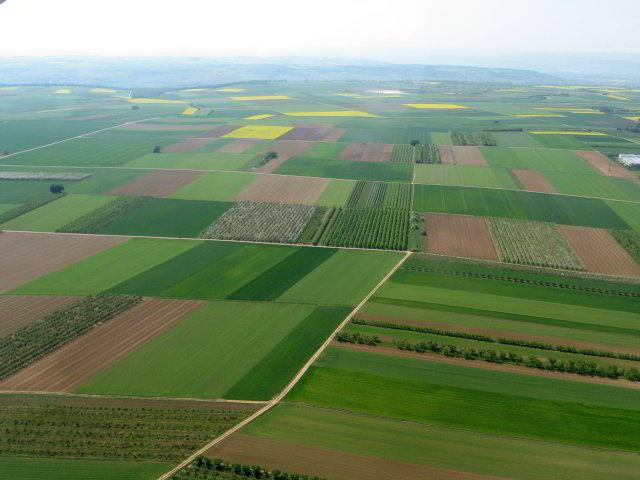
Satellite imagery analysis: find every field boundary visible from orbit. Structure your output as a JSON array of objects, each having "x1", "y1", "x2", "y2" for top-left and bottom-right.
[
  {"x1": 0, "y1": 390, "x2": 267, "y2": 404},
  {"x1": 156, "y1": 251, "x2": 412, "y2": 480}
]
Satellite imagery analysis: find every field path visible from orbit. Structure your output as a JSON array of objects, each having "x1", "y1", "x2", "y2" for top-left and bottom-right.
[{"x1": 156, "y1": 251, "x2": 412, "y2": 480}]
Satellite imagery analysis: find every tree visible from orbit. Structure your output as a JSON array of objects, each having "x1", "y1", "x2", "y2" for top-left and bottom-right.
[
  {"x1": 50, "y1": 184, "x2": 64, "y2": 194},
  {"x1": 265, "y1": 151, "x2": 278, "y2": 161},
  {"x1": 410, "y1": 140, "x2": 420, "y2": 146},
  {"x1": 131, "y1": 105, "x2": 140, "y2": 110},
  {"x1": 1, "y1": 150, "x2": 8, "y2": 156},
  {"x1": 153, "y1": 146, "x2": 162, "y2": 154}
]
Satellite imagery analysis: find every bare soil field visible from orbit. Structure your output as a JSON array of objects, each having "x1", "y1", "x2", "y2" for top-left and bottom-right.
[
  {"x1": 575, "y1": 151, "x2": 637, "y2": 178},
  {"x1": 0, "y1": 232, "x2": 127, "y2": 293},
  {"x1": 197, "y1": 125, "x2": 240, "y2": 138},
  {"x1": 426, "y1": 214, "x2": 499, "y2": 261},
  {"x1": 257, "y1": 140, "x2": 311, "y2": 173},
  {"x1": 322, "y1": 128, "x2": 347, "y2": 142},
  {"x1": 118, "y1": 123, "x2": 216, "y2": 131},
  {"x1": 559, "y1": 226, "x2": 640, "y2": 277},
  {"x1": 208, "y1": 434, "x2": 502, "y2": 480},
  {"x1": 451, "y1": 146, "x2": 488, "y2": 166},
  {"x1": 0, "y1": 298, "x2": 204, "y2": 392},
  {"x1": 335, "y1": 343, "x2": 640, "y2": 389},
  {"x1": 164, "y1": 137, "x2": 219, "y2": 153},
  {"x1": 0, "y1": 296, "x2": 77, "y2": 336},
  {"x1": 234, "y1": 175, "x2": 328, "y2": 205},
  {"x1": 356, "y1": 313, "x2": 640, "y2": 356},
  {"x1": 439, "y1": 146, "x2": 454, "y2": 164},
  {"x1": 279, "y1": 127, "x2": 330, "y2": 141},
  {"x1": 108, "y1": 170, "x2": 203, "y2": 197},
  {"x1": 216, "y1": 139, "x2": 261, "y2": 153},
  {"x1": 512, "y1": 169, "x2": 556, "y2": 193},
  {"x1": 339, "y1": 143, "x2": 393, "y2": 162}
]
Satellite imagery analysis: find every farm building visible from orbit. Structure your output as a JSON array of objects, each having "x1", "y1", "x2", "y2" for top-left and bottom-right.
[{"x1": 618, "y1": 154, "x2": 640, "y2": 168}]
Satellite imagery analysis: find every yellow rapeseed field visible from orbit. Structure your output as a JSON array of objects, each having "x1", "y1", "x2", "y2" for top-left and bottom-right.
[
  {"x1": 530, "y1": 131, "x2": 608, "y2": 136},
  {"x1": 117, "y1": 97, "x2": 187, "y2": 104},
  {"x1": 182, "y1": 107, "x2": 199, "y2": 115},
  {"x1": 182, "y1": 88, "x2": 211, "y2": 93},
  {"x1": 514, "y1": 114, "x2": 566, "y2": 118},
  {"x1": 624, "y1": 117, "x2": 640, "y2": 122},
  {"x1": 334, "y1": 93, "x2": 359, "y2": 97},
  {"x1": 53, "y1": 89, "x2": 72, "y2": 94},
  {"x1": 223, "y1": 125, "x2": 294, "y2": 140},
  {"x1": 90, "y1": 88, "x2": 116, "y2": 93},
  {"x1": 405, "y1": 103, "x2": 468, "y2": 109},
  {"x1": 217, "y1": 88, "x2": 246, "y2": 93},
  {"x1": 284, "y1": 111, "x2": 379, "y2": 118},
  {"x1": 230, "y1": 96, "x2": 291, "y2": 101},
  {"x1": 606, "y1": 95, "x2": 631, "y2": 101},
  {"x1": 244, "y1": 114, "x2": 276, "y2": 120}
]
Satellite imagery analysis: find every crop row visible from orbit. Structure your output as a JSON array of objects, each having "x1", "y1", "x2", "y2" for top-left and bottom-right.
[
  {"x1": 390, "y1": 144, "x2": 413, "y2": 163},
  {"x1": 0, "y1": 401, "x2": 252, "y2": 462},
  {"x1": 172, "y1": 457, "x2": 326, "y2": 480},
  {"x1": 0, "y1": 193, "x2": 63, "y2": 224},
  {"x1": 346, "y1": 181, "x2": 411, "y2": 210},
  {"x1": 393, "y1": 339, "x2": 640, "y2": 381},
  {"x1": 451, "y1": 131, "x2": 496, "y2": 146},
  {"x1": 489, "y1": 217, "x2": 585, "y2": 271},
  {"x1": 0, "y1": 171, "x2": 91, "y2": 181},
  {"x1": 415, "y1": 144, "x2": 441, "y2": 164},
  {"x1": 610, "y1": 229, "x2": 640, "y2": 264},
  {"x1": 199, "y1": 201, "x2": 315, "y2": 244},
  {"x1": 57, "y1": 196, "x2": 150, "y2": 233},
  {"x1": 0, "y1": 294, "x2": 141, "y2": 380},
  {"x1": 319, "y1": 208, "x2": 409, "y2": 250}
]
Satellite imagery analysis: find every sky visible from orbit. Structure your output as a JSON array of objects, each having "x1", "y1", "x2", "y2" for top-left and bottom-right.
[{"x1": 1, "y1": 0, "x2": 639, "y2": 61}]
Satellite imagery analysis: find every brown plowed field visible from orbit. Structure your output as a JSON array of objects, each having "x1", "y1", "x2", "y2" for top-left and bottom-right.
[
  {"x1": 0, "y1": 298, "x2": 204, "y2": 392},
  {"x1": 208, "y1": 434, "x2": 504, "y2": 480},
  {"x1": 512, "y1": 169, "x2": 556, "y2": 193},
  {"x1": 107, "y1": 170, "x2": 203, "y2": 197},
  {"x1": 439, "y1": 146, "x2": 454, "y2": 164},
  {"x1": 279, "y1": 127, "x2": 331, "y2": 141},
  {"x1": 0, "y1": 232, "x2": 127, "y2": 293},
  {"x1": 559, "y1": 226, "x2": 640, "y2": 277},
  {"x1": 196, "y1": 125, "x2": 240, "y2": 138},
  {"x1": 0, "y1": 296, "x2": 77, "y2": 336},
  {"x1": 339, "y1": 143, "x2": 393, "y2": 162},
  {"x1": 335, "y1": 343, "x2": 640, "y2": 389},
  {"x1": 322, "y1": 128, "x2": 347, "y2": 142},
  {"x1": 118, "y1": 123, "x2": 216, "y2": 131},
  {"x1": 426, "y1": 214, "x2": 499, "y2": 261},
  {"x1": 451, "y1": 146, "x2": 487, "y2": 166},
  {"x1": 256, "y1": 140, "x2": 311, "y2": 173},
  {"x1": 164, "y1": 137, "x2": 219, "y2": 153},
  {"x1": 575, "y1": 150, "x2": 637, "y2": 178},
  {"x1": 216, "y1": 139, "x2": 261, "y2": 153},
  {"x1": 357, "y1": 313, "x2": 640, "y2": 356},
  {"x1": 234, "y1": 175, "x2": 328, "y2": 205}
]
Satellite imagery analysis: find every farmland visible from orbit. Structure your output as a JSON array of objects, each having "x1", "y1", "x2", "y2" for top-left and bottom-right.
[{"x1": 1, "y1": 81, "x2": 640, "y2": 480}]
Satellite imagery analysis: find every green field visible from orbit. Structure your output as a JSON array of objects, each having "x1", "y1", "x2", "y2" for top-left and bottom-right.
[
  {"x1": 414, "y1": 164, "x2": 519, "y2": 189},
  {"x1": 76, "y1": 301, "x2": 316, "y2": 399},
  {"x1": 14, "y1": 238, "x2": 196, "y2": 294},
  {"x1": 0, "y1": 179, "x2": 75, "y2": 203},
  {"x1": 275, "y1": 156, "x2": 413, "y2": 182},
  {"x1": 545, "y1": 171, "x2": 640, "y2": 201},
  {"x1": 1, "y1": 194, "x2": 113, "y2": 231},
  {"x1": 171, "y1": 171, "x2": 257, "y2": 201},
  {"x1": 606, "y1": 199, "x2": 640, "y2": 230},
  {"x1": 316, "y1": 179, "x2": 356, "y2": 207},
  {"x1": 125, "y1": 152, "x2": 255, "y2": 171}
]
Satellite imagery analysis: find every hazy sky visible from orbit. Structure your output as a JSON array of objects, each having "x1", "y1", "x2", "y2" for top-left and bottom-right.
[{"x1": 1, "y1": 0, "x2": 639, "y2": 60}]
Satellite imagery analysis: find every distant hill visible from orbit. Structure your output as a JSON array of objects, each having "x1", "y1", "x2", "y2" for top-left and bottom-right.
[{"x1": 0, "y1": 56, "x2": 562, "y2": 88}]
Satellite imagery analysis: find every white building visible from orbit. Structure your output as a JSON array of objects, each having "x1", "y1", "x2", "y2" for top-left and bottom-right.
[{"x1": 618, "y1": 154, "x2": 640, "y2": 168}]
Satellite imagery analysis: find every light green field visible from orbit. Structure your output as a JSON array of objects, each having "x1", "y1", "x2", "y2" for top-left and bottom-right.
[
  {"x1": 0, "y1": 457, "x2": 171, "y2": 480},
  {"x1": 279, "y1": 250, "x2": 403, "y2": 305},
  {"x1": 430, "y1": 132, "x2": 452, "y2": 145},
  {"x1": 125, "y1": 152, "x2": 255, "y2": 171},
  {"x1": 0, "y1": 203, "x2": 17, "y2": 215},
  {"x1": 413, "y1": 164, "x2": 519, "y2": 189},
  {"x1": 67, "y1": 170, "x2": 148, "y2": 194},
  {"x1": 171, "y1": 171, "x2": 256, "y2": 201},
  {"x1": 545, "y1": 171, "x2": 640, "y2": 201},
  {"x1": 1, "y1": 194, "x2": 113, "y2": 231},
  {"x1": 315, "y1": 179, "x2": 356, "y2": 207},
  {"x1": 305, "y1": 142, "x2": 347, "y2": 159},
  {"x1": 241, "y1": 404, "x2": 640, "y2": 480},
  {"x1": 13, "y1": 238, "x2": 196, "y2": 295},
  {"x1": 76, "y1": 301, "x2": 314, "y2": 398},
  {"x1": 606, "y1": 199, "x2": 640, "y2": 230}
]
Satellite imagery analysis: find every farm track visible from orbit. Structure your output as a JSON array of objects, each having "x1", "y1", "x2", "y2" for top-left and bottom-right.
[
  {"x1": 0, "y1": 295, "x2": 77, "y2": 336},
  {"x1": 156, "y1": 251, "x2": 412, "y2": 480},
  {"x1": 0, "y1": 298, "x2": 205, "y2": 392},
  {"x1": 0, "y1": 232, "x2": 128, "y2": 292}
]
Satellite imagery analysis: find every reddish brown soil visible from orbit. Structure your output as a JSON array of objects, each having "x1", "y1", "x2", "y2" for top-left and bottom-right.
[
  {"x1": 107, "y1": 170, "x2": 203, "y2": 197},
  {"x1": 339, "y1": 143, "x2": 393, "y2": 162},
  {"x1": 0, "y1": 296, "x2": 77, "y2": 336},
  {"x1": 559, "y1": 226, "x2": 640, "y2": 277},
  {"x1": 164, "y1": 137, "x2": 219, "y2": 153},
  {"x1": 0, "y1": 393, "x2": 261, "y2": 411},
  {"x1": 334, "y1": 343, "x2": 640, "y2": 389},
  {"x1": 357, "y1": 313, "x2": 640, "y2": 356},
  {"x1": 208, "y1": 434, "x2": 504, "y2": 480},
  {"x1": 426, "y1": 214, "x2": 499, "y2": 261},
  {"x1": 216, "y1": 139, "x2": 261, "y2": 153},
  {"x1": 0, "y1": 298, "x2": 204, "y2": 392},
  {"x1": 118, "y1": 123, "x2": 216, "y2": 131},
  {"x1": 512, "y1": 169, "x2": 556, "y2": 193},
  {"x1": 451, "y1": 146, "x2": 487, "y2": 166},
  {"x1": 234, "y1": 175, "x2": 328, "y2": 205},
  {"x1": 575, "y1": 151, "x2": 637, "y2": 178},
  {"x1": 322, "y1": 128, "x2": 347, "y2": 142},
  {"x1": 439, "y1": 146, "x2": 454, "y2": 164},
  {"x1": 256, "y1": 140, "x2": 312, "y2": 173},
  {"x1": 0, "y1": 232, "x2": 127, "y2": 293}
]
